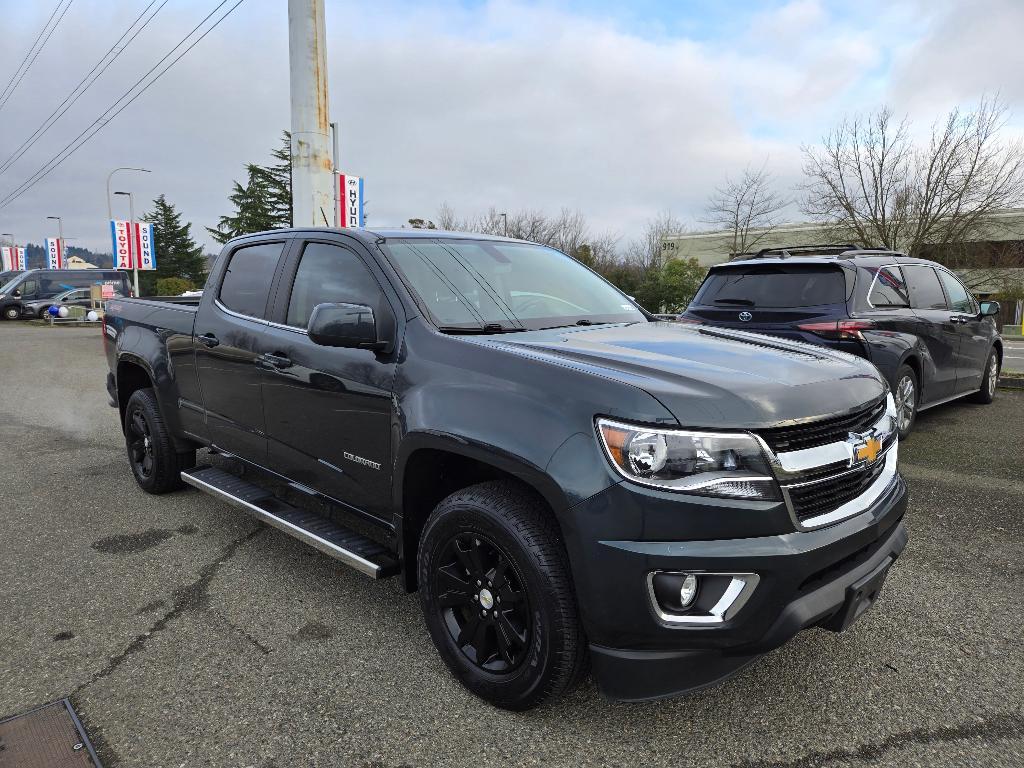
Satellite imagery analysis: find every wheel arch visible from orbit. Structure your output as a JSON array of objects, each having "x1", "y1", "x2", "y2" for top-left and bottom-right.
[{"x1": 394, "y1": 434, "x2": 570, "y2": 593}]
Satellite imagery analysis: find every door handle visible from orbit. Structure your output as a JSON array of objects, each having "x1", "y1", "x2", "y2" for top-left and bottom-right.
[
  {"x1": 259, "y1": 352, "x2": 293, "y2": 369},
  {"x1": 198, "y1": 333, "x2": 220, "y2": 348}
]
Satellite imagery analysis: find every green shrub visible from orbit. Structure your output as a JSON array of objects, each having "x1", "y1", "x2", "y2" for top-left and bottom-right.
[{"x1": 156, "y1": 277, "x2": 194, "y2": 296}]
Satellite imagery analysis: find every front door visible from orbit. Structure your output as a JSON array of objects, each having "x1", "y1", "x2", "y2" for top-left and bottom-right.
[
  {"x1": 936, "y1": 269, "x2": 991, "y2": 393},
  {"x1": 194, "y1": 239, "x2": 287, "y2": 463},
  {"x1": 260, "y1": 238, "x2": 398, "y2": 521},
  {"x1": 902, "y1": 264, "x2": 959, "y2": 403}
]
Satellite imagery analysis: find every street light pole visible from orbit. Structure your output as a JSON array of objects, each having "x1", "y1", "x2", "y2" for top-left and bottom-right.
[
  {"x1": 106, "y1": 167, "x2": 150, "y2": 221},
  {"x1": 500, "y1": 212, "x2": 507, "y2": 237},
  {"x1": 114, "y1": 191, "x2": 138, "y2": 296},
  {"x1": 46, "y1": 216, "x2": 64, "y2": 267}
]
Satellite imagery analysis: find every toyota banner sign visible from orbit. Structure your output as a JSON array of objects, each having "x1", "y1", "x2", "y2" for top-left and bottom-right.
[
  {"x1": 110, "y1": 220, "x2": 157, "y2": 270},
  {"x1": 44, "y1": 237, "x2": 64, "y2": 269},
  {"x1": 1, "y1": 246, "x2": 26, "y2": 271}
]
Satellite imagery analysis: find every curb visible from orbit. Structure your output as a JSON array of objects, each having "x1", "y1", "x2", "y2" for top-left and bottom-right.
[{"x1": 997, "y1": 376, "x2": 1024, "y2": 390}]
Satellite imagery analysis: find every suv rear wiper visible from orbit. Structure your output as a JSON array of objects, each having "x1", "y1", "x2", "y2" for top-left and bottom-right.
[
  {"x1": 713, "y1": 298, "x2": 755, "y2": 306},
  {"x1": 438, "y1": 324, "x2": 529, "y2": 335}
]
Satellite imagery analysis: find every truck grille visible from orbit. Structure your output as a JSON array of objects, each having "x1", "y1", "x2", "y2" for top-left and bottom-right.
[
  {"x1": 787, "y1": 460, "x2": 887, "y2": 522},
  {"x1": 759, "y1": 399, "x2": 886, "y2": 453}
]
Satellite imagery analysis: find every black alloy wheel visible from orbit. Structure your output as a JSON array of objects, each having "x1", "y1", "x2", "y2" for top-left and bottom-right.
[
  {"x1": 417, "y1": 480, "x2": 587, "y2": 710},
  {"x1": 123, "y1": 387, "x2": 194, "y2": 494},
  {"x1": 126, "y1": 407, "x2": 155, "y2": 480},
  {"x1": 434, "y1": 533, "x2": 531, "y2": 674}
]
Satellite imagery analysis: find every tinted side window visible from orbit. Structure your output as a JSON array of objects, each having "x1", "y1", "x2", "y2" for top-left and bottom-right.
[
  {"x1": 18, "y1": 279, "x2": 38, "y2": 296},
  {"x1": 286, "y1": 242, "x2": 383, "y2": 329},
  {"x1": 867, "y1": 266, "x2": 910, "y2": 308},
  {"x1": 219, "y1": 242, "x2": 283, "y2": 318},
  {"x1": 903, "y1": 265, "x2": 948, "y2": 310},
  {"x1": 936, "y1": 270, "x2": 973, "y2": 313}
]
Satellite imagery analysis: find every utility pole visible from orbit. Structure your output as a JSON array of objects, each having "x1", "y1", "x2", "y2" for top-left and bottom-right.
[
  {"x1": 288, "y1": 0, "x2": 334, "y2": 228},
  {"x1": 114, "y1": 191, "x2": 139, "y2": 296}
]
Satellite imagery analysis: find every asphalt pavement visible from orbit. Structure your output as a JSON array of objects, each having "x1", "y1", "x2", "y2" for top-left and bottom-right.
[
  {"x1": 0, "y1": 322, "x2": 1022, "y2": 767},
  {"x1": 1003, "y1": 339, "x2": 1024, "y2": 372}
]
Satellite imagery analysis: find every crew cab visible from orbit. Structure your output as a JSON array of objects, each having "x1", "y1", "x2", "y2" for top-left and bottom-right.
[
  {"x1": 103, "y1": 228, "x2": 908, "y2": 709},
  {"x1": 680, "y1": 246, "x2": 1003, "y2": 437}
]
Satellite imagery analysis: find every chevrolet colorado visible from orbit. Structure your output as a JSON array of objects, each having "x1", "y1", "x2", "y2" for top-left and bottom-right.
[{"x1": 103, "y1": 228, "x2": 908, "y2": 710}]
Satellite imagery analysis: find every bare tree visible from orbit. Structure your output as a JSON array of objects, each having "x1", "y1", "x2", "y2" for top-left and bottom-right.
[
  {"x1": 704, "y1": 162, "x2": 788, "y2": 255},
  {"x1": 435, "y1": 202, "x2": 462, "y2": 231},
  {"x1": 801, "y1": 96, "x2": 1024, "y2": 256}
]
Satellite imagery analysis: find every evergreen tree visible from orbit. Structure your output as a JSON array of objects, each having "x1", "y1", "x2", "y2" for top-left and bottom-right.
[
  {"x1": 208, "y1": 132, "x2": 293, "y2": 244},
  {"x1": 141, "y1": 194, "x2": 207, "y2": 295},
  {"x1": 207, "y1": 164, "x2": 281, "y2": 244}
]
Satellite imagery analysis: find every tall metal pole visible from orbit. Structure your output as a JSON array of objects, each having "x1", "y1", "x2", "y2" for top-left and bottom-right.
[
  {"x1": 46, "y1": 215, "x2": 64, "y2": 267},
  {"x1": 288, "y1": 0, "x2": 334, "y2": 228}
]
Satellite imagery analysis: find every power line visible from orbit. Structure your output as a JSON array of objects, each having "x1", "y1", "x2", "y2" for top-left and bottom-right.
[
  {"x1": 0, "y1": 0, "x2": 246, "y2": 211},
  {"x1": 0, "y1": 0, "x2": 76, "y2": 113},
  {"x1": 0, "y1": 0, "x2": 169, "y2": 177}
]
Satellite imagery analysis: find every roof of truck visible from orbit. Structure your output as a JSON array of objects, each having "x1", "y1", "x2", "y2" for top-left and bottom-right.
[{"x1": 252, "y1": 227, "x2": 529, "y2": 244}]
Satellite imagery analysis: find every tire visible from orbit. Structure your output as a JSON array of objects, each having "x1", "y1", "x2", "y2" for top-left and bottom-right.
[
  {"x1": 2, "y1": 305, "x2": 20, "y2": 321},
  {"x1": 123, "y1": 388, "x2": 195, "y2": 494},
  {"x1": 417, "y1": 480, "x2": 586, "y2": 710},
  {"x1": 38, "y1": 307, "x2": 50, "y2": 319},
  {"x1": 972, "y1": 349, "x2": 1000, "y2": 404},
  {"x1": 893, "y1": 364, "x2": 918, "y2": 439}
]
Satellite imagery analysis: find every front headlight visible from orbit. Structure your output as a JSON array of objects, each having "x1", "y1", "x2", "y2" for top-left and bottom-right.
[{"x1": 596, "y1": 418, "x2": 780, "y2": 500}]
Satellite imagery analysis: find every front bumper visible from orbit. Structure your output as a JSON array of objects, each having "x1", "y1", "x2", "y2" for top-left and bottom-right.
[{"x1": 563, "y1": 463, "x2": 908, "y2": 701}]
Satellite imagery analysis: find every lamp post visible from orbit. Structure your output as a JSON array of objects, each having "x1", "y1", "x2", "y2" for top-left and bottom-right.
[
  {"x1": 106, "y1": 167, "x2": 150, "y2": 221},
  {"x1": 113, "y1": 191, "x2": 138, "y2": 296},
  {"x1": 500, "y1": 212, "x2": 507, "y2": 237},
  {"x1": 46, "y1": 216, "x2": 64, "y2": 267}
]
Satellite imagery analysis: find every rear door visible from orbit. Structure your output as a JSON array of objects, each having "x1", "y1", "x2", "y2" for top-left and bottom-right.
[
  {"x1": 259, "y1": 236, "x2": 399, "y2": 521},
  {"x1": 194, "y1": 238, "x2": 290, "y2": 463},
  {"x1": 936, "y1": 268, "x2": 990, "y2": 393},
  {"x1": 902, "y1": 264, "x2": 959, "y2": 403}
]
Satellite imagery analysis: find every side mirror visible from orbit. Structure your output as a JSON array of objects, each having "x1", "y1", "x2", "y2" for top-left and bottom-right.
[
  {"x1": 307, "y1": 302, "x2": 386, "y2": 350},
  {"x1": 979, "y1": 301, "x2": 1000, "y2": 317},
  {"x1": 11, "y1": 290, "x2": 20, "y2": 298}
]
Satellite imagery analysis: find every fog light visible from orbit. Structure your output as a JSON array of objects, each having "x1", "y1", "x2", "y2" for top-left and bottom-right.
[{"x1": 679, "y1": 574, "x2": 699, "y2": 607}]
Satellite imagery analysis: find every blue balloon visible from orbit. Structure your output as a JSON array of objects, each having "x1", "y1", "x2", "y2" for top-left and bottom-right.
[{"x1": 48, "y1": 305, "x2": 59, "y2": 316}]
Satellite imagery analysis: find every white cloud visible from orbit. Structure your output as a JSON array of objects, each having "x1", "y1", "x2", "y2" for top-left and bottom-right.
[{"x1": 0, "y1": 0, "x2": 1020, "y2": 254}]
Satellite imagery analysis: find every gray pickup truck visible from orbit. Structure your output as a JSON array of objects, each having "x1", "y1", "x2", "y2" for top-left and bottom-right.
[{"x1": 103, "y1": 227, "x2": 908, "y2": 709}]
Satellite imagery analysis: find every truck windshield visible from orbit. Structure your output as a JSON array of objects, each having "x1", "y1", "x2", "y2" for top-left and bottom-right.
[{"x1": 381, "y1": 238, "x2": 646, "y2": 331}]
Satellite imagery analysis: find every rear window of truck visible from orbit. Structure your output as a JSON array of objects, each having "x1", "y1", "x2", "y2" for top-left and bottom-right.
[{"x1": 693, "y1": 265, "x2": 847, "y2": 308}]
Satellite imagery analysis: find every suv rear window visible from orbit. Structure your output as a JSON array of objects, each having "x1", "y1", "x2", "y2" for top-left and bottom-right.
[{"x1": 693, "y1": 265, "x2": 847, "y2": 308}]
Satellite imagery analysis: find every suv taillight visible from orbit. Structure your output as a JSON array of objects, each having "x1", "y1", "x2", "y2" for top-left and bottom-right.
[{"x1": 796, "y1": 320, "x2": 874, "y2": 341}]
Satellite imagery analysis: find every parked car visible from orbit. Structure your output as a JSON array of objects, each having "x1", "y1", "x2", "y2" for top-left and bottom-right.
[
  {"x1": 0, "y1": 269, "x2": 23, "y2": 287},
  {"x1": 103, "y1": 229, "x2": 907, "y2": 709},
  {"x1": 23, "y1": 287, "x2": 94, "y2": 318},
  {"x1": 0, "y1": 269, "x2": 132, "y2": 320},
  {"x1": 680, "y1": 245, "x2": 1002, "y2": 437}
]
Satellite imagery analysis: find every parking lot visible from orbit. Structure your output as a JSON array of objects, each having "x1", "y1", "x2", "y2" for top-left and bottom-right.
[{"x1": 1, "y1": 322, "x2": 1022, "y2": 767}]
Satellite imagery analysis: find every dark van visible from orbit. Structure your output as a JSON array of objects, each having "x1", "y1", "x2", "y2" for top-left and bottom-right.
[{"x1": 0, "y1": 269, "x2": 132, "y2": 320}]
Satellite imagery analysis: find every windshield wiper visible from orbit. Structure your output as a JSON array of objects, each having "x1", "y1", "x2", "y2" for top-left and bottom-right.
[
  {"x1": 713, "y1": 298, "x2": 755, "y2": 306},
  {"x1": 438, "y1": 324, "x2": 529, "y2": 335}
]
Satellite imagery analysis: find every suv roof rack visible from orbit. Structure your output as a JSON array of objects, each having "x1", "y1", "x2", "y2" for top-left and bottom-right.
[
  {"x1": 730, "y1": 245, "x2": 910, "y2": 262},
  {"x1": 735, "y1": 244, "x2": 859, "y2": 261}
]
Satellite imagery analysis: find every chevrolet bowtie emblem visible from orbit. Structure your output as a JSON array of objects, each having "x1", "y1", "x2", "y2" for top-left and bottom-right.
[{"x1": 854, "y1": 436, "x2": 882, "y2": 464}]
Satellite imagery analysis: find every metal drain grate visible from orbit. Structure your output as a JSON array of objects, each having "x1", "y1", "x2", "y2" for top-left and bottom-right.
[{"x1": 0, "y1": 699, "x2": 102, "y2": 767}]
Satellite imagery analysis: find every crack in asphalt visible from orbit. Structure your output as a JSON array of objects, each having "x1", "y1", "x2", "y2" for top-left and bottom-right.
[
  {"x1": 71, "y1": 526, "x2": 263, "y2": 698},
  {"x1": 729, "y1": 711, "x2": 1024, "y2": 768}
]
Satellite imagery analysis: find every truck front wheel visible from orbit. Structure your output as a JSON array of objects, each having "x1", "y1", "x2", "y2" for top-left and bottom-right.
[
  {"x1": 124, "y1": 388, "x2": 195, "y2": 494},
  {"x1": 417, "y1": 480, "x2": 586, "y2": 710}
]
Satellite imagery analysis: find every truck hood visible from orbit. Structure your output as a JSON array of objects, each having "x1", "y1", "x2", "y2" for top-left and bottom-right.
[{"x1": 479, "y1": 322, "x2": 886, "y2": 429}]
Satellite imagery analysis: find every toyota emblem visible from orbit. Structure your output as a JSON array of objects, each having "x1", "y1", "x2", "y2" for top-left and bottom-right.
[{"x1": 738, "y1": 311, "x2": 753, "y2": 322}]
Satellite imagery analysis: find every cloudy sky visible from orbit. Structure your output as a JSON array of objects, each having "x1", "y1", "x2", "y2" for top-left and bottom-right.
[{"x1": 0, "y1": 0, "x2": 1022, "y2": 253}]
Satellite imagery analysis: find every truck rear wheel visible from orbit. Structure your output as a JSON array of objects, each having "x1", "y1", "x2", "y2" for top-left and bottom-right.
[
  {"x1": 124, "y1": 388, "x2": 195, "y2": 494},
  {"x1": 3, "y1": 305, "x2": 20, "y2": 320},
  {"x1": 417, "y1": 480, "x2": 586, "y2": 710}
]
